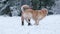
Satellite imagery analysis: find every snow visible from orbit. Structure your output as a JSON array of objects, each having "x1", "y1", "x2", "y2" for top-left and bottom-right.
[
  {"x1": 10, "y1": 6, "x2": 20, "y2": 16},
  {"x1": 0, "y1": 2, "x2": 9, "y2": 12},
  {"x1": 0, "y1": 15, "x2": 60, "y2": 34},
  {"x1": 52, "y1": 0, "x2": 60, "y2": 14}
]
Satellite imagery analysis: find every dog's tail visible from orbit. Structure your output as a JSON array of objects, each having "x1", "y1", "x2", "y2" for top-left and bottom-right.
[{"x1": 21, "y1": 5, "x2": 30, "y2": 12}]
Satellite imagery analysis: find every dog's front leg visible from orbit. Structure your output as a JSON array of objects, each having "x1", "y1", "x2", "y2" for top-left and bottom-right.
[{"x1": 34, "y1": 20, "x2": 39, "y2": 25}]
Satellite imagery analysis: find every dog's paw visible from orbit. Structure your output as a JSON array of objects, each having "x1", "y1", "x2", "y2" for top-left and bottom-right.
[{"x1": 28, "y1": 23, "x2": 31, "y2": 26}]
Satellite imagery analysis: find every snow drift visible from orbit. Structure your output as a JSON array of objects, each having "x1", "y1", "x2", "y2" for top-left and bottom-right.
[{"x1": 0, "y1": 15, "x2": 60, "y2": 34}]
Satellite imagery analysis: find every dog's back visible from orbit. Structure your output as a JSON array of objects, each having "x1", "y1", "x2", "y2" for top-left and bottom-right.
[{"x1": 22, "y1": 8, "x2": 48, "y2": 20}]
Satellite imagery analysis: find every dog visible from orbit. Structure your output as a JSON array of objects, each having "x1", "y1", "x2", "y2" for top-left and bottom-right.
[{"x1": 21, "y1": 5, "x2": 48, "y2": 25}]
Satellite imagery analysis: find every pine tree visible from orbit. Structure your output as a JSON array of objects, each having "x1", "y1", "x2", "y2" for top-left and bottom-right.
[{"x1": 31, "y1": 0, "x2": 55, "y2": 10}]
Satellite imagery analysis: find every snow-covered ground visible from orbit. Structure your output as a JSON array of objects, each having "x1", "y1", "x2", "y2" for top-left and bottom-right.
[{"x1": 0, "y1": 15, "x2": 60, "y2": 34}]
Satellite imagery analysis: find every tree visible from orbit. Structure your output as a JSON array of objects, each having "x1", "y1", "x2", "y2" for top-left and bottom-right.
[
  {"x1": 31, "y1": 0, "x2": 39, "y2": 10},
  {"x1": 31, "y1": 0, "x2": 55, "y2": 10},
  {"x1": 0, "y1": 0, "x2": 12, "y2": 16}
]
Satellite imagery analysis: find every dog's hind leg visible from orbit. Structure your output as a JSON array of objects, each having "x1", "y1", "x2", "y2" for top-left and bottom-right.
[
  {"x1": 28, "y1": 19, "x2": 31, "y2": 25},
  {"x1": 25, "y1": 18, "x2": 31, "y2": 26},
  {"x1": 21, "y1": 16, "x2": 24, "y2": 25}
]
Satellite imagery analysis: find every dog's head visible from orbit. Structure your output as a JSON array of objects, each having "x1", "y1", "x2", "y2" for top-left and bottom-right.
[
  {"x1": 21, "y1": 5, "x2": 30, "y2": 12},
  {"x1": 41, "y1": 8, "x2": 48, "y2": 15}
]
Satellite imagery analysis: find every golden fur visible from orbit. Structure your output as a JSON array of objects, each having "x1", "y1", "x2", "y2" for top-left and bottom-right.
[{"x1": 21, "y1": 5, "x2": 48, "y2": 25}]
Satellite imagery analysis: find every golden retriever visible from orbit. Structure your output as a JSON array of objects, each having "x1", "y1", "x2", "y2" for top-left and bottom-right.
[{"x1": 21, "y1": 5, "x2": 48, "y2": 25}]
